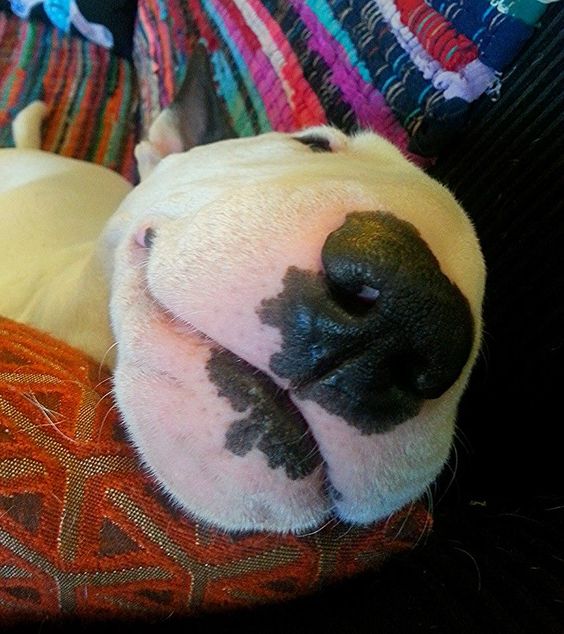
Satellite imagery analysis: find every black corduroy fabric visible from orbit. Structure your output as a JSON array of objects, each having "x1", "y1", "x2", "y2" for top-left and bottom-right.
[{"x1": 429, "y1": 4, "x2": 564, "y2": 510}]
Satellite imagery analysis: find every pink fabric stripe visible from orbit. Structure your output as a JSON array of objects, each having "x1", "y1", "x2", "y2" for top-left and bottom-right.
[
  {"x1": 210, "y1": 0, "x2": 295, "y2": 130},
  {"x1": 245, "y1": 0, "x2": 326, "y2": 129}
]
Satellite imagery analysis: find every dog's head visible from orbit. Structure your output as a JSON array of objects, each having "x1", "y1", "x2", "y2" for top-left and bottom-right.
[{"x1": 102, "y1": 47, "x2": 485, "y2": 533}]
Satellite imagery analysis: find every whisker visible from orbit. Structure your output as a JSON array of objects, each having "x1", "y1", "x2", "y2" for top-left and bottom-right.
[
  {"x1": 297, "y1": 516, "x2": 335, "y2": 537},
  {"x1": 99, "y1": 341, "x2": 119, "y2": 375},
  {"x1": 93, "y1": 375, "x2": 113, "y2": 392},
  {"x1": 453, "y1": 426, "x2": 472, "y2": 456},
  {"x1": 437, "y1": 442, "x2": 459, "y2": 503},
  {"x1": 93, "y1": 385, "x2": 118, "y2": 411},
  {"x1": 334, "y1": 520, "x2": 355, "y2": 539},
  {"x1": 412, "y1": 486, "x2": 434, "y2": 548},
  {"x1": 391, "y1": 499, "x2": 416, "y2": 541},
  {"x1": 22, "y1": 392, "x2": 79, "y2": 445},
  {"x1": 452, "y1": 545, "x2": 482, "y2": 591},
  {"x1": 97, "y1": 402, "x2": 121, "y2": 443}
]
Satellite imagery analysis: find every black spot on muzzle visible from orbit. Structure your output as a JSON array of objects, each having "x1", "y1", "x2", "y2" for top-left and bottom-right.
[
  {"x1": 206, "y1": 349, "x2": 320, "y2": 478},
  {"x1": 258, "y1": 211, "x2": 475, "y2": 433}
]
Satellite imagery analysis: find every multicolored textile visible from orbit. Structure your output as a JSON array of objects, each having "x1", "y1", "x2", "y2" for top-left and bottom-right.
[
  {"x1": 0, "y1": 12, "x2": 138, "y2": 180},
  {"x1": 0, "y1": 317, "x2": 431, "y2": 622},
  {"x1": 0, "y1": 0, "x2": 138, "y2": 58},
  {"x1": 133, "y1": 0, "x2": 551, "y2": 161}
]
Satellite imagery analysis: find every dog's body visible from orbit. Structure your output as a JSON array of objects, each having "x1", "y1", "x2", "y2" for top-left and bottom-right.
[
  {"x1": 0, "y1": 48, "x2": 485, "y2": 534},
  {"x1": 0, "y1": 130, "x2": 130, "y2": 365}
]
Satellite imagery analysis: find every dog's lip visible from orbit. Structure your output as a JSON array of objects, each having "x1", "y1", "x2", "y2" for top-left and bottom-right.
[
  {"x1": 147, "y1": 288, "x2": 297, "y2": 396},
  {"x1": 146, "y1": 288, "x2": 220, "y2": 350},
  {"x1": 133, "y1": 244, "x2": 303, "y2": 391},
  {"x1": 139, "y1": 268, "x2": 307, "y2": 403},
  {"x1": 143, "y1": 284, "x2": 339, "y2": 403},
  {"x1": 138, "y1": 271, "x2": 332, "y2": 480}
]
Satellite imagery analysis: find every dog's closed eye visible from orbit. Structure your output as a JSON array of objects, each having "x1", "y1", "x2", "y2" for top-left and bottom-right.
[{"x1": 294, "y1": 134, "x2": 333, "y2": 153}]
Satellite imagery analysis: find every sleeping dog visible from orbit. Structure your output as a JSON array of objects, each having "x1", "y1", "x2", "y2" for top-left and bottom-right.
[{"x1": 0, "y1": 46, "x2": 485, "y2": 533}]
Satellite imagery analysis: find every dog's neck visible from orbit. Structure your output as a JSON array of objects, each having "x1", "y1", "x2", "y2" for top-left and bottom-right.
[
  {"x1": 21, "y1": 238, "x2": 116, "y2": 368},
  {"x1": 0, "y1": 148, "x2": 130, "y2": 368}
]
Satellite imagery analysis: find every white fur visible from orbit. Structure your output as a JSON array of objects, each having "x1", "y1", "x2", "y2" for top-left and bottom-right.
[{"x1": 0, "y1": 105, "x2": 485, "y2": 533}]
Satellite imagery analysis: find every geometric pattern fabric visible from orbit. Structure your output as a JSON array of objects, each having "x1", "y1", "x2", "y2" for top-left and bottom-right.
[{"x1": 0, "y1": 317, "x2": 431, "y2": 621}]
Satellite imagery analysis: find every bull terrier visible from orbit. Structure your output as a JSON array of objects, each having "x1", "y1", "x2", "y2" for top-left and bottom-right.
[{"x1": 0, "y1": 46, "x2": 485, "y2": 533}]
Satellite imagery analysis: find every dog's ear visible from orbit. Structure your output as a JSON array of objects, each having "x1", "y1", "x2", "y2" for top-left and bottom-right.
[{"x1": 135, "y1": 43, "x2": 236, "y2": 180}]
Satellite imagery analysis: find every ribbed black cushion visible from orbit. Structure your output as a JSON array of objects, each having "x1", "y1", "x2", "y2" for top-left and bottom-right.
[{"x1": 429, "y1": 3, "x2": 563, "y2": 509}]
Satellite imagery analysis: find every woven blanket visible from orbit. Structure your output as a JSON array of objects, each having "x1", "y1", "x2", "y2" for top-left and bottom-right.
[
  {"x1": 0, "y1": 1, "x2": 552, "y2": 174},
  {"x1": 133, "y1": 0, "x2": 552, "y2": 164},
  {"x1": 0, "y1": 13, "x2": 138, "y2": 180}
]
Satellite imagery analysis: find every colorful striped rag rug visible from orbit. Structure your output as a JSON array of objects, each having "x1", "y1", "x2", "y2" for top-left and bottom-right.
[
  {"x1": 0, "y1": 12, "x2": 138, "y2": 180},
  {"x1": 0, "y1": 0, "x2": 555, "y2": 175},
  {"x1": 133, "y1": 0, "x2": 555, "y2": 166}
]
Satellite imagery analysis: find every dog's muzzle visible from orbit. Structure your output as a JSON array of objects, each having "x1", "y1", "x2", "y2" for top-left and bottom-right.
[
  {"x1": 259, "y1": 210, "x2": 474, "y2": 434},
  {"x1": 117, "y1": 203, "x2": 478, "y2": 530}
]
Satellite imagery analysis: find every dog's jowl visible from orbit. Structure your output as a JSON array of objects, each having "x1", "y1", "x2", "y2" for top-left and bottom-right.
[
  {"x1": 0, "y1": 46, "x2": 485, "y2": 532},
  {"x1": 206, "y1": 348, "x2": 321, "y2": 481}
]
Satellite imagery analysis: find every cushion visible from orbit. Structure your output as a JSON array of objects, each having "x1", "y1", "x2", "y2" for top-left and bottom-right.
[
  {"x1": 0, "y1": 317, "x2": 430, "y2": 622},
  {"x1": 133, "y1": 0, "x2": 551, "y2": 163},
  {"x1": 0, "y1": 12, "x2": 138, "y2": 180}
]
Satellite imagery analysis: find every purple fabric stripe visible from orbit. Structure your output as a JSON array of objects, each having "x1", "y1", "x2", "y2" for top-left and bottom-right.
[{"x1": 287, "y1": 0, "x2": 413, "y2": 156}]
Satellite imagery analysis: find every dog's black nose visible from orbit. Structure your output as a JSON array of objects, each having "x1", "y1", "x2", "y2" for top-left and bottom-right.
[
  {"x1": 321, "y1": 211, "x2": 475, "y2": 397},
  {"x1": 259, "y1": 211, "x2": 475, "y2": 433}
]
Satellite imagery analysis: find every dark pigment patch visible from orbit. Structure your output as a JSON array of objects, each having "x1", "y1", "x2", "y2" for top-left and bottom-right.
[
  {"x1": 258, "y1": 211, "x2": 474, "y2": 433},
  {"x1": 206, "y1": 349, "x2": 320, "y2": 479}
]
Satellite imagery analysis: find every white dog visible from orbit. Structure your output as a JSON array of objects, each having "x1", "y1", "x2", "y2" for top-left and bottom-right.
[{"x1": 0, "y1": 47, "x2": 485, "y2": 533}]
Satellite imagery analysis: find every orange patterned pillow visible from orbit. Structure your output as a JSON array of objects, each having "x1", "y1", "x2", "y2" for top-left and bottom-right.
[{"x1": 0, "y1": 317, "x2": 430, "y2": 623}]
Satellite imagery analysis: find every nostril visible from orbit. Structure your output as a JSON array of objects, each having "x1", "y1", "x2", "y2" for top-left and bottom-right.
[
  {"x1": 326, "y1": 280, "x2": 381, "y2": 316},
  {"x1": 356, "y1": 285, "x2": 380, "y2": 302},
  {"x1": 135, "y1": 226, "x2": 155, "y2": 249},
  {"x1": 389, "y1": 352, "x2": 422, "y2": 393}
]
